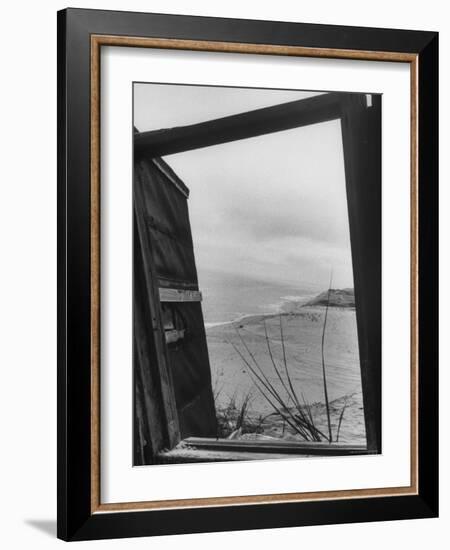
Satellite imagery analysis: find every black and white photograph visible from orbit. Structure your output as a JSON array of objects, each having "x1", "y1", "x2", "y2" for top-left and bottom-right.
[{"x1": 133, "y1": 83, "x2": 382, "y2": 466}]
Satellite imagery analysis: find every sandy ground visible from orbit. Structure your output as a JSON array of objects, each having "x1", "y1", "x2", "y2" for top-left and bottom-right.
[{"x1": 206, "y1": 306, "x2": 366, "y2": 444}]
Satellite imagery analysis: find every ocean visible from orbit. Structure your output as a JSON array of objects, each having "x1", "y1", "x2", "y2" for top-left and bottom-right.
[{"x1": 198, "y1": 270, "x2": 319, "y2": 327}]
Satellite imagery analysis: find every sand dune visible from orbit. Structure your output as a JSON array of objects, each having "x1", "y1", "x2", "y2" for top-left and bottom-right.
[{"x1": 206, "y1": 303, "x2": 366, "y2": 444}]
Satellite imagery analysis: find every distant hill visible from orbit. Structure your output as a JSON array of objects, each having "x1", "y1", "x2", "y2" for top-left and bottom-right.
[{"x1": 306, "y1": 288, "x2": 355, "y2": 308}]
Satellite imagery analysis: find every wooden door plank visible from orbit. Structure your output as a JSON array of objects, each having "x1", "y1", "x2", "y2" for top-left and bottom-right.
[
  {"x1": 159, "y1": 288, "x2": 202, "y2": 302},
  {"x1": 134, "y1": 181, "x2": 181, "y2": 451}
]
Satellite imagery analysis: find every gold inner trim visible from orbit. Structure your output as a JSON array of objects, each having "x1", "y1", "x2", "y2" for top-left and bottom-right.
[{"x1": 90, "y1": 34, "x2": 419, "y2": 514}]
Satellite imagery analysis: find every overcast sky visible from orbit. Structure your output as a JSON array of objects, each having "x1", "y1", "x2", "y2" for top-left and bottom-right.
[{"x1": 134, "y1": 83, "x2": 354, "y2": 291}]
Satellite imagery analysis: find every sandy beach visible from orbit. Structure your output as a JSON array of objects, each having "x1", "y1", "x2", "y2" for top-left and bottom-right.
[{"x1": 206, "y1": 299, "x2": 366, "y2": 445}]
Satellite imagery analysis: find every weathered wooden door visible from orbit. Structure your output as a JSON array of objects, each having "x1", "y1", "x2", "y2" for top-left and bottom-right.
[{"x1": 134, "y1": 155, "x2": 217, "y2": 465}]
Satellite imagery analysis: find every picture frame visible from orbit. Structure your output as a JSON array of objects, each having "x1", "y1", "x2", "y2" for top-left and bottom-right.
[{"x1": 57, "y1": 7, "x2": 438, "y2": 541}]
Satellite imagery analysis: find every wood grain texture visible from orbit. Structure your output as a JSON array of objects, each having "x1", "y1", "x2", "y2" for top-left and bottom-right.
[
  {"x1": 159, "y1": 288, "x2": 203, "y2": 302},
  {"x1": 410, "y1": 56, "x2": 419, "y2": 493},
  {"x1": 134, "y1": 175, "x2": 182, "y2": 450},
  {"x1": 96, "y1": 484, "x2": 417, "y2": 514},
  {"x1": 90, "y1": 34, "x2": 101, "y2": 513},
  {"x1": 92, "y1": 34, "x2": 417, "y2": 62}
]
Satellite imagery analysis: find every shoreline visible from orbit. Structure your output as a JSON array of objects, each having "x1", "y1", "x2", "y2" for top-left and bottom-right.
[
  {"x1": 205, "y1": 300, "x2": 354, "y2": 332},
  {"x1": 204, "y1": 293, "x2": 315, "y2": 331}
]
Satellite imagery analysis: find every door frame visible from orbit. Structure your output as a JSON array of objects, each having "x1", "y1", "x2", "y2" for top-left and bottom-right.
[{"x1": 134, "y1": 90, "x2": 382, "y2": 456}]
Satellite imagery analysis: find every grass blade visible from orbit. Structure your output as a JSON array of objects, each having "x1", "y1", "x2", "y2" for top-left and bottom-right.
[{"x1": 321, "y1": 273, "x2": 333, "y2": 442}]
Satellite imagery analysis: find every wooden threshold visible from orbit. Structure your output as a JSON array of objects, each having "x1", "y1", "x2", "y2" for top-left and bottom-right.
[{"x1": 157, "y1": 437, "x2": 372, "y2": 464}]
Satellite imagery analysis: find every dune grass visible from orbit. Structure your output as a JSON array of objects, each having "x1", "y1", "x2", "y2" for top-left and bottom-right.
[
  {"x1": 320, "y1": 276, "x2": 333, "y2": 442},
  {"x1": 215, "y1": 391, "x2": 266, "y2": 439},
  {"x1": 227, "y1": 280, "x2": 346, "y2": 443}
]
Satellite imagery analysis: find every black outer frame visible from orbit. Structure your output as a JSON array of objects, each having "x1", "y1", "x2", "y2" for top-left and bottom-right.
[{"x1": 57, "y1": 8, "x2": 438, "y2": 541}]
